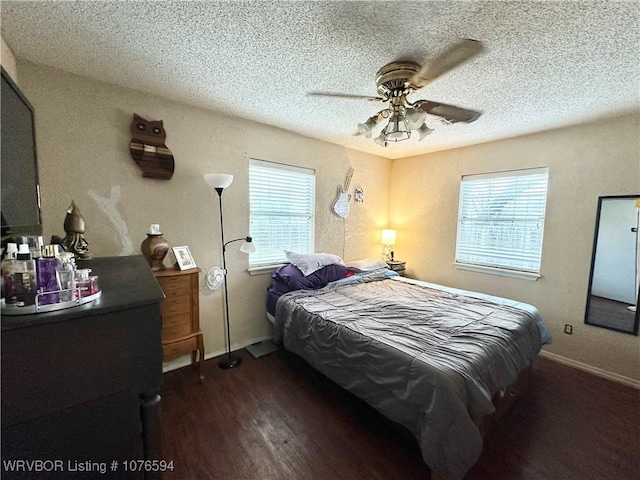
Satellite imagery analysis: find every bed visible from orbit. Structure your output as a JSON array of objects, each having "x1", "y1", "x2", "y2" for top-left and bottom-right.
[{"x1": 269, "y1": 255, "x2": 551, "y2": 480}]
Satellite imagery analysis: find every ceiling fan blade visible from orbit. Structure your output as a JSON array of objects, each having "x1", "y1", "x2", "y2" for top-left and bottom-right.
[
  {"x1": 308, "y1": 92, "x2": 384, "y2": 102},
  {"x1": 416, "y1": 100, "x2": 482, "y2": 123},
  {"x1": 410, "y1": 39, "x2": 484, "y2": 88}
]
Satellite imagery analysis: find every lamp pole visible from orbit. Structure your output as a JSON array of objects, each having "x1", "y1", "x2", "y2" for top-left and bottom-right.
[{"x1": 216, "y1": 188, "x2": 242, "y2": 369}]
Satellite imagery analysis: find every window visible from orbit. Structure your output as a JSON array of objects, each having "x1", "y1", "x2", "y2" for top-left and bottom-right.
[
  {"x1": 249, "y1": 159, "x2": 315, "y2": 268},
  {"x1": 455, "y1": 167, "x2": 549, "y2": 279}
]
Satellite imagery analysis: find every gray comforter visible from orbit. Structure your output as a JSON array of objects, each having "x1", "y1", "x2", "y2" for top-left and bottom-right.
[{"x1": 273, "y1": 274, "x2": 549, "y2": 480}]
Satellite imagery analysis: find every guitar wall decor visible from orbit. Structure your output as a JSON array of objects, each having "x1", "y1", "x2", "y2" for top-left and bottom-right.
[{"x1": 332, "y1": 168, "x2": 354, "y2": 218}]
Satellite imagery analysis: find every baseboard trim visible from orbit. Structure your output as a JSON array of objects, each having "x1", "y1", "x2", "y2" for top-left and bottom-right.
[
  {"x1": 539, "y1": 350, "x2": 640, "y2": 390},
  {"x1": 162, "y1": 335, "x2": 274, "y2": 373}
]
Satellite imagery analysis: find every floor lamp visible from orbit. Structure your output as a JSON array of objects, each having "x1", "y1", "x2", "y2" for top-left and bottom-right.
[{"x1": 204, "y1": 173, "x2": 256, "y2": 369}]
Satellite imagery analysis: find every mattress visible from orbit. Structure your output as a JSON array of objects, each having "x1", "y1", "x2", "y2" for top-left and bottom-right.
[{"x1": 273, "y1": 273, "x2": 549, "y2": 480}]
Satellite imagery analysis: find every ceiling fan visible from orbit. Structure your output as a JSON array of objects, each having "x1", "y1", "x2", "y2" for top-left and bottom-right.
[{"x1": 309, "y1": 39, "x2": 484, "y2": 147}]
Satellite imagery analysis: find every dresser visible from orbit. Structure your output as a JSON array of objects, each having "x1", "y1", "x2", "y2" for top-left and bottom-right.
[
  {"x1": 153, "y1": 267, "x2": 204, "y2": 380},
  {"x1": 1, "y1": 255, "x2": 164, "y2": 479}
]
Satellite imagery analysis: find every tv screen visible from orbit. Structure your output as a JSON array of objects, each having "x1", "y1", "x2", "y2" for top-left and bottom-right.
[{"x1": 1, "y1": 66, "x2": 42, "y2": 238}]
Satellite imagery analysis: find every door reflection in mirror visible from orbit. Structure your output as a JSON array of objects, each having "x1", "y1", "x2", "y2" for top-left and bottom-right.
[{"x1": 585, "y1": 195, "x2": 639, "y2": 335}]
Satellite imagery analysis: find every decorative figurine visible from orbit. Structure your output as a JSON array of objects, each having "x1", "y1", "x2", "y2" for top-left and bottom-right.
[
  {"x1": 354, "y1": 186, "x2": 364, "y2": 203},
  {"x1": 129, "y1": 113, "x2": 175, "y2": 180},
  {"x1": 62, "y1": 201, "x2": 92, "y2": 260}
]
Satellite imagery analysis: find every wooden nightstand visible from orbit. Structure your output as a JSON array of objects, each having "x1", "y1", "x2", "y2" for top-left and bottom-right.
[
  {"x1": 154, "y1": 267, "x2": 204, "y2": 381},
  {"x1": 386, "y1": 260, "x2": 406, "y2": 276}
]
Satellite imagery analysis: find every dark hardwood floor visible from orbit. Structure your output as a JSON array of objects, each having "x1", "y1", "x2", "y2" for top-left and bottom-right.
[
  {"x1": 160, "y1": 349, "x2": 639, "y2": 480},
  {"x1": 587, "y1": 295, "x2": 636, "y2": 333}
]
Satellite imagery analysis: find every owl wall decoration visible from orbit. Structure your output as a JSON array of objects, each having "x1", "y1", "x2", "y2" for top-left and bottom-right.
[{"x1": 129, "y1": 113, "x2": 175, "y2": 180}]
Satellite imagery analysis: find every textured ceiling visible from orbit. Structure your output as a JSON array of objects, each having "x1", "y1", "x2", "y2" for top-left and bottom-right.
[{"x1": 1, "y1": 1, "x2": 639, "y2": 159}]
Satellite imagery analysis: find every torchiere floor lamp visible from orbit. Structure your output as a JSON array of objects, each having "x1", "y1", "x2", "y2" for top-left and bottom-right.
[{"x1": 204, "y1": 173, "x2": 256, "y2": 369}]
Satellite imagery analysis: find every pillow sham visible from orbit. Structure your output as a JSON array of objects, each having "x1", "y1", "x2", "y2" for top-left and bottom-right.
[
  {"x1": 284, "y1": 251, "x2": 345, "y2": 276},
  {"x1": 345, "y1": 258, "x2": 389, "y2": 272},
  {"x1": 273, "y1": 263, "x2": 349, "y2": 291}
]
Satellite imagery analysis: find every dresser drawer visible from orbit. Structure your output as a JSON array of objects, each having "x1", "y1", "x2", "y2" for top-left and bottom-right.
[
  {"x1": 160, "y1": 294, "x2": 191, "y2": 316},
  {"x1": 154, "y1": 267, "x2": 203, "y2": 379},
  {"x1": 162, "y1": 335, "x2": 198, "y2": 358},
  {"x1": 162, "y1": 312, "x2": 191, "y2": 329},
  {"x1": 157, "y1": 274, "x2": 191, "y2": 296},
  {"x1": 162, "y1": 317, "x2": 192, "y2": 341}
]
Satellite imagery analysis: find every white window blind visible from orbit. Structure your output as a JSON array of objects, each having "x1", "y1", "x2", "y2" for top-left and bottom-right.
[
  {"x1": 249, "y1": 159, "x2": 315, "y2": 267},
  {"x1": 455, "y1": 167, "x2": 549, "y2": 273}
]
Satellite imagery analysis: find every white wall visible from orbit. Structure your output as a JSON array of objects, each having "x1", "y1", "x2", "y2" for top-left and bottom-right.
[{"x1": 390, "y1": 114, "x2": 640, "y2": 381}]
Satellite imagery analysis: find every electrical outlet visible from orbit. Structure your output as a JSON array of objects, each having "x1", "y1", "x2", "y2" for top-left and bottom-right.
[{"x1": 564, "y1": 324, "x2": 573, "y2": 334}]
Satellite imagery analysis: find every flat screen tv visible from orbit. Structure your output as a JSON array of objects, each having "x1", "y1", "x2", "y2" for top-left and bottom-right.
[{"x1": 1, "y1": 66, "x2": 42, "y2": 238}]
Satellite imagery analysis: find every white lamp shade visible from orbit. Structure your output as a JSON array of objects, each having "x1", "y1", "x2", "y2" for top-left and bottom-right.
[
  {"x1": 417, "y1": 124, "x2": 434, "y2": 141},
  {"x1": 381, "y1": 229, "x2": 396, "y2": 246},
  {"x1": 240, "y1": 240, "x2": 256, "y2": 253},
  {"x1": 204, "y1": 173, "x2": 234, "y2": 189}
]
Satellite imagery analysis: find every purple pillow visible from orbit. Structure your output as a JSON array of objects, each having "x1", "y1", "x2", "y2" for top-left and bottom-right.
[
  {"x1": 268, "y1": 277, "x2": 291, "y2": 296},
  {"x1": 274, "y1": 263, "x2": 349, "y2": 291}
]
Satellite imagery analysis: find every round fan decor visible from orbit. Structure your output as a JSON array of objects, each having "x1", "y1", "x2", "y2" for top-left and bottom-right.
[{"x1": 205, "y1": 267, "x2": 224, "y2": 290}]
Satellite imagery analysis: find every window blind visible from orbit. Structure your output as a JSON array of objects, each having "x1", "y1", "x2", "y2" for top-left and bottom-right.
[
  {"x1": 249, "y1": 159, "x2": 315, "y2": 267},
  {"x1": 455, "y1": 167, "x2": 549, "y2": 273}
]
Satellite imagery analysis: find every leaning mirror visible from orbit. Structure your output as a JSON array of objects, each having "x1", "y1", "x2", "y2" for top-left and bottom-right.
[{"x1": 584, "y1": 195, "x2": 640, "y2": 335}]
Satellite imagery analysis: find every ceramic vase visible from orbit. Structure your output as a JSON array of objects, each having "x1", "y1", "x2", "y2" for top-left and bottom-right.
[{"x1": 141, "y1": 232, "x2": 169, "y2": 271}]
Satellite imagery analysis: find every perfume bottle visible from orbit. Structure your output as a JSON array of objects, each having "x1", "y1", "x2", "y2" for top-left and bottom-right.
[
  {"x1": 2, "y1": 243, "x2": 19, "y2": 305},
  {"x1": 56, "y1": 252, "x2": 77, "y2": 302},
  {"x1": 75, "y1": 268, "x2": 93, "y2": 298},
  {"x1": 36, "y1": 244, "x2": 61, "y2": 305},
  {"x1": 15, "y1": 244, "x2": 37, "y2": 307}
]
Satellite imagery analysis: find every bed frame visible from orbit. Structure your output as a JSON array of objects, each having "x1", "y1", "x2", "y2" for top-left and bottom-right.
[{"x1": 428, "y1": 363, "x2": 532, "y2": 480}]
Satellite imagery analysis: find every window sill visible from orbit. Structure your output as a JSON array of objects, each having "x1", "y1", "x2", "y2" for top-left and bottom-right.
[
  {"x1": 248, "y1": 264, "x2": 284, "y2": 276},
  {"x1": 454, "y1": 262, "x2": 541, "y2": 281}
]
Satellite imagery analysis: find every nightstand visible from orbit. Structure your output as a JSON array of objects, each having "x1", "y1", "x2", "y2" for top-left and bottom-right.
[
  {"x1": 387, "y1": 260, "x2": 406, "y2": 276},
  {"x1": 154, "y1": 267, "x2": 204, "y2": 381}
]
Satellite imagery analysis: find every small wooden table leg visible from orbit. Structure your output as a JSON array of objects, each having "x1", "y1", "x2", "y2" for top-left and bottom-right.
[{"x1": 195, "y1": 333, "x2": 204, "y2": 382}]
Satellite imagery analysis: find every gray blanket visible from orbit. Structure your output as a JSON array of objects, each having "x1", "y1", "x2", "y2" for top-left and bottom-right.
[{"x1": 273, "y1": 274, "x2": 547, "y2": 480}]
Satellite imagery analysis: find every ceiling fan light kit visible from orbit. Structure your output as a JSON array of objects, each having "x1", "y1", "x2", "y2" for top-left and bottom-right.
[
  {"x1": 357, "y1": 116, "x2": 378, "y2": 138},
  {"x1": 312, "y1": 39, "x2": 485, "y2": 147}
]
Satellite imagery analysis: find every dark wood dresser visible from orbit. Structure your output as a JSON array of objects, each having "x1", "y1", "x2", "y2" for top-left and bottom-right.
[{"x1": 1, "y1": 255, "x2": 164, "y2": 479}]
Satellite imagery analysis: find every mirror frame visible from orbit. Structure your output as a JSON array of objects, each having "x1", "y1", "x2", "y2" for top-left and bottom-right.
[{"x1": 584, "y1": 194, "x2": 640, "y2": 335}]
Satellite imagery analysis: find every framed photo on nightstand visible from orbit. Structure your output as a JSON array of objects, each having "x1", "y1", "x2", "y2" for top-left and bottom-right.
[{"x1": 173, "y1": 245, "x2": 196, "y2": 270}]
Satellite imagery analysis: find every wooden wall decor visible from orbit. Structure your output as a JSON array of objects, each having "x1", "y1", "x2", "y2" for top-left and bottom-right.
[{"x1": 129, "y1": 113, "x2": 175, "y2": 180}]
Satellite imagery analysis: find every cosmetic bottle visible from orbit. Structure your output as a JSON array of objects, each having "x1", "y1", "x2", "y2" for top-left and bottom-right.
[
  {"x1": 36, "y1": 245, "x2": 61, "y2": 305},
  {"x1": 75, "y1": 268, "x2": 93, "y2": 298},
  {"x1": 56, "y1": 252, "x2": 76, "y2": 302},
  {"x1": 2, "y1": 243, "x2": 19, "y2": 305},
  {"x1": 15, "y1": 244, "x2": 37, "y2": 306},
  {"x1": 75, "y1": 268, "x2": 99, "y2": 298},
  {"x1": 19, "y1": 235, "x2": 44, "y2": 259}
]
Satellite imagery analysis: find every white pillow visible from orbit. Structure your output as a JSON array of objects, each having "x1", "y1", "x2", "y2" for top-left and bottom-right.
[
  {"x1": 345, "y1": 258, "x2": 388, "y2": 272},
  {"x1": 285, "y1": 251, "x2": 345, "y2": 276}
]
